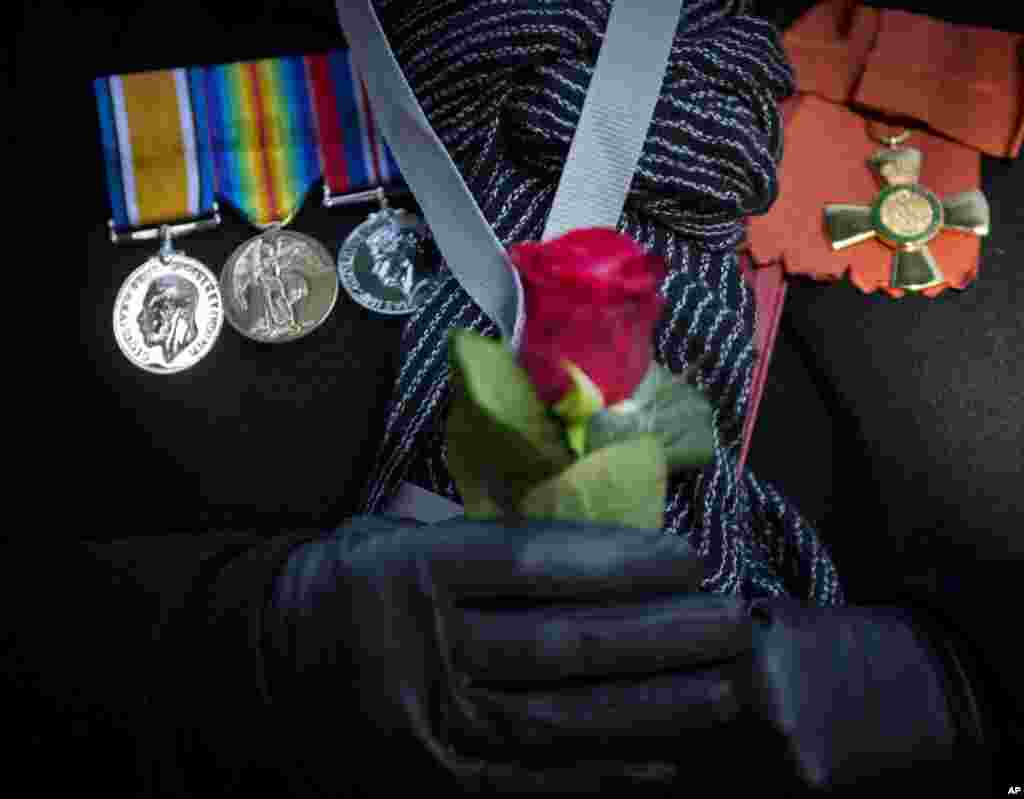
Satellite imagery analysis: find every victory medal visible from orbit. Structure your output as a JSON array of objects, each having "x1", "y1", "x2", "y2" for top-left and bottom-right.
[
  {"x1": 205, "y1": 55, "x2": 340, "y2": 343},
  {"x1": 220, "y1": 226, "x2": 338, "y2": 343}
]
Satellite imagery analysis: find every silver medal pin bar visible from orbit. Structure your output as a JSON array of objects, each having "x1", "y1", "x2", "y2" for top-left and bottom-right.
[
  {"x1": 110, "y1": 206, "x2": 226, "y2": 375},
  {"x1": 108, "y1": 205, "x2": 223, "y2": 247},
  {"x1": 323, "y1": 184, "x2": 410, "y2": 209}
]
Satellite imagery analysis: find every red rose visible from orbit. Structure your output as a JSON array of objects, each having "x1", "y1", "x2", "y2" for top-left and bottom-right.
[{"x1": 509, "y1": 228, "x2": 666, "y2": 407}]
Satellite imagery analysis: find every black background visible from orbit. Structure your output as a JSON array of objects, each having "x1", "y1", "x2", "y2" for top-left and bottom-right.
[{"x1": 17, "y1": 1, "x2": 1022, "y2": 600}]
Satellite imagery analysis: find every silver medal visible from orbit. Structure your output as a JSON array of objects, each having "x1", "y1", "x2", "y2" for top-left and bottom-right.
[
  {"x1": 337, "y1": 207, "x2": 436, "y2": 315},
  {"x1": 220, "y1": 228, "x2": 339, "y2": 343},
  {"x1": 113, "y1": 252, "x2": 224, "y2": 374}
]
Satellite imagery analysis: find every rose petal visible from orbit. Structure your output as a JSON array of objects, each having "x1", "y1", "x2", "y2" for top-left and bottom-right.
[{"x1": 511, "y1": 229, "x2": 666, "y2": 406}]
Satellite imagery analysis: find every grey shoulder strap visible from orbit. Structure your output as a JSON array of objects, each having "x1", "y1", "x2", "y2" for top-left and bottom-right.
[{"x1": 542, "y1": 1, "x2": 684, "y2": 240}]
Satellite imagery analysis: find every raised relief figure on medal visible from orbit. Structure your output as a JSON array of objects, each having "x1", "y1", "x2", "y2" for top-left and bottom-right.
[
  {"x1": 366, "y1": 212, "x2": 430, "y2": 302},
  {"x1": 221, "y1": 228, "x2": 337, "y2": 343},
  {"x1": 138, "y1": 275, "x2": 201, "y2": 360}
]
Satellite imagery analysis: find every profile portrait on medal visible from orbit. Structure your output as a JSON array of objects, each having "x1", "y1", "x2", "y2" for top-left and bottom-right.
[
  {"x1": 137, "y1": 274, "x2": 200, "y2": 365},
  {"x1": 360, "y1": 215, "x2": 432, "y2": 305},
  {"x1": 230, "y1": 236, "x2": 311, "y2": 338}
]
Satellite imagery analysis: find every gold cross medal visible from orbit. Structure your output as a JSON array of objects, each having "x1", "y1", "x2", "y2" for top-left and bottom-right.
[{"x1": 824, "y1": 130, "x2": 991, "y2": 292}]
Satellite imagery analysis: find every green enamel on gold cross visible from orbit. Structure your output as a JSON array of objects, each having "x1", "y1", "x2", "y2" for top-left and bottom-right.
[{"x1": 824, "y1": 146, "x2": 991, "y2": 291}]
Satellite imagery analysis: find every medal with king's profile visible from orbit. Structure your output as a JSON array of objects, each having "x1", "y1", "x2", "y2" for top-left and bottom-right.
[{"x1": 113, "y1": 250, "x2": 224, "y2": 374}]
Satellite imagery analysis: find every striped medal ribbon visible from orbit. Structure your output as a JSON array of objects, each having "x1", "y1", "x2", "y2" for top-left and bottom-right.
[
  {"x1": 307, "y1": 50, "x2": 437, "y2": 316},
  {"x1": 205, "y1": 55, "x2": 338, "y2": 343},
  {"x1": 95, "y1": 66, "x2": 225, "y2": 374}
]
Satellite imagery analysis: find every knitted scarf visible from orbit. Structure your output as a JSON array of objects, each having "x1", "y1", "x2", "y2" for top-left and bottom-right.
[{"x1": 360, "y1": 0, "x2": 844, "y2": 605}]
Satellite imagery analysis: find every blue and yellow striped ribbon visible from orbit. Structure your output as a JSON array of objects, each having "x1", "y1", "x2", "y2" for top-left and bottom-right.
[{"x1": 94, "y1": 67, "x2": 216, "y2": 231}]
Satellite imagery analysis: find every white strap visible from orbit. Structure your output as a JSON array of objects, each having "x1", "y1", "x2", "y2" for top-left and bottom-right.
[{"x1": 542, "y1": 0, "x2": 684, "y2": 240}]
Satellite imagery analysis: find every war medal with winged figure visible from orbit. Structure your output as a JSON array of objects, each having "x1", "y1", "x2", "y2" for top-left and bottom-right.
[{"x1": 221, "y1": 228, "x2": 338, "y2": 343}]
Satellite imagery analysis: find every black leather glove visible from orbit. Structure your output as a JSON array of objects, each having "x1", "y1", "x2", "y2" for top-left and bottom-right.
[
  {"x1": 263, "y1": 514, "x2": 749, "y2": 794},
  {"x1": 263, "y1": 515, "x2": 996, "y2": 795},
  {"x1": 739, "y1": 598, "x2": 991, "y2": 794},
  {"x1": 455, "y1": 592, "x2": 991, "y2": 794}
]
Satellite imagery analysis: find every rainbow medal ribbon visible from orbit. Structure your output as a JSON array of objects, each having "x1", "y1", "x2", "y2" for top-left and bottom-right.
[
  {"x1": 307, "y1": 50, "x2": 435, "y2": 316},
  {"x1": 206, "y1": 56, "x2": 338, "y2": 343},
  {"x1": 96, "y1": 67, "x2": 225, "y2": 374}
]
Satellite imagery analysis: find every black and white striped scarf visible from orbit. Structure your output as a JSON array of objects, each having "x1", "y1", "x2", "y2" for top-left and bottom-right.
[{"x1": 359, "y1": 0, "x2": 844, "y2": 605}]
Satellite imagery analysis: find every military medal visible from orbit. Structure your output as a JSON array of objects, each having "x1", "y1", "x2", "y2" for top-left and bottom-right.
[
  {"x1": 306, "y1": 49, "x2": 438, "y2": 315},
  {"x1": 113, "y1": 226, "x2": 224, "y2": 374},
  {"x1": 220, "y1": 227, "x2": 338, "y2": 342},
  {"x1": 95, "y1": 66, "x2": 226, "y2": 373},
  {"x1": 335, "y1": 190, "x2": 433, "y2": 315},
  {"x1": 205, "y1": 56, "x2": 339, "y2": 343},
  {"x1": 824, "y1": 125, "x2": 991, "y2": 292}
]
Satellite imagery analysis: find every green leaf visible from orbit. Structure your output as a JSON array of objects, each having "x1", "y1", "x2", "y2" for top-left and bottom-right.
[
  {"x1": 552, "y1": 360, "x2": 606, "y2": 457},
  {"x1": 445, "y1": 386, "x2": 505, "y2": 520},
  {"x1": 552, "y1": 360, "x2": 605, "y2": 423},
  {"x1": 445, "y1": 330, "x2": 574, "y2": 517},
  {"x1": 586, "y1": 362, "x2": 715, "y2": 475},
  {"x1": 517, "y1": 434, "x2": 667, "y2": 530}
]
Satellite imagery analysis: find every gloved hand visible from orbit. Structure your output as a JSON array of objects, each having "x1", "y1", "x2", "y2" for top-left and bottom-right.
[
  {"x1": 453, "y1": 592, "x2": 990, "y2": 794},
  {"x1": 738, "y1": 598, "x2": 990, "y2": 794},
  {"x1": 263, "y1": 514, "x2": 748, "y2": 794},
  {"x1": 264, "y1": 515, "x2": 992, "y2": 795}
]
